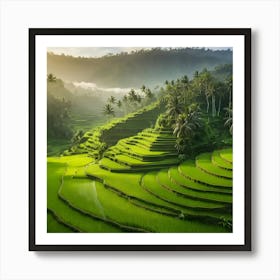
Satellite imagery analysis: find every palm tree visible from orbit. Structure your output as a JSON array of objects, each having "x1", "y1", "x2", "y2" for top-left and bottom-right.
[
  {"x1": 117, "y1": 100, "x2": 122, "y2": 108},
  {"x1": 224, "y1": 106, "x2": 233, "y2": 134},
  {"x1": 166, "y1": 93, "x2": 184, "y2": 124},
  {"x1": 135, "y1": 93, "x2": 142, "y2": 103},
  {"x1": 122, "y1": 95, "x2": 129, "y2": 113},
  {"x1": 144, "y1": 88, "x2": 153, "y2": 99},
  {"x1": 173, "y1": 113, "x2": 188, "y2": 139},
  {"x1": 196, "y1": 69, "x2": 216, "y2": 116},
  {"x1": 141, "y1": 85, "x2": 146, "y2": 92},
  {"x1": 128, "y1": 89, "x2": 137, "y2": 103},
  {"x1": 173, "y1": 104, "x2": 202, "y2": 153},
  {"x1": 187, "y1": 103, "x2": 203, "y2": 128},
  {"x1": 123, "y1": 95, "x2": 128, "y2": 103},
  {"x1": 192, "y1": 71, "x2": 204, "y2": 107},
  {"x1": 215, "y1": 81, "x2": 226, "y2": 116},
  {"x1": 180, "y1": 75, "x2": 190, "y2": 105},
  {"x1": 108, "y1": 96, "x2": 116, "y2": 104},
  {"x1": 128, "y1": 89, "x2": 142, "y2": 106},
  {"x1": 103, "y1": 103, "x2": 115, "y2": 120},
  {"x1": 193, "y1": 71, "x2": 199, "y2": 79},
  {"x1": 173, "y1": 104, "x2": 201, "y2": 138},
  {"x1": 209, "y1": 82, "x2": 216, "y2": 117},
  {"x1": 225, "y1": 76, "x2": 233, "y2": 108},
  {"x1": 201, "y1": 70, "x2": 214, "y2": 115},
  {"x1": 181, "y1": 75, "x2": 189, "y2": 85}
]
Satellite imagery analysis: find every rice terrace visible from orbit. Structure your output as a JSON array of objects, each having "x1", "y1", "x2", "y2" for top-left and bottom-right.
[{"x1": 47, "y1": 47, "x2": 233, "y2": 233}]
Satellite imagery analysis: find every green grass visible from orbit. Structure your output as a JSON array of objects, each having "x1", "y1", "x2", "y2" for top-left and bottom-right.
[
  {"x1": 157, "y1": 169, "x2": 232, "y2": 203},
  {"x1": 116, "y1": 141, "x2": 175, "y2": 157},
  {"x1": 212, "y1": 150, "x2": 233, "y2": 170},
  {"x1": 86, "y1": 164, "x2": 231, "y2": 222},
  {"x1": 47, "y1": 158, "x2": 121, "y2": 233},
  {"x1": 220, "y1": 148, "x2": 233, "y2": 163},
  {"x1": 113, "y1": 154, "x2": 179, "y2": 167},
  {"x1": 179, "y1": 161, "x2": 232, "y2": 188},
  {"x1": 48, "y1": 154, "x2": 94, "y2": 166},
  {"x1": 141, "y1": 172, "x2": 227, "y2": 210},
  {"x1": 196, "y1": 153, "x2": 232, "y2": 178},
  {"x1": 48, "y1": 135, "x2": 232, "y2": 232},
  {"x1": 168, "y1": 166, "x2": 232, "y2": 194},
  {"x1": 99, "y1": 157, "x2": 131, "y2": 171},
  {"x1": 47, "y1": 211, "x2": 74, "y2": 233},
  {"x1": 66, "y1": 102, "x2": 164, "y2": 156},
  {"x1": 59, "y1": 174, "x2": 228, "y2": 233},
  {"x1": 86, "y1": 164, "x2": 179, "y2": 211}
]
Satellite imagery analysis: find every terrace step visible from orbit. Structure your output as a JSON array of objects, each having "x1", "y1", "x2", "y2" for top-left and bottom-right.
[
  {"x1": 141, "y1": 172, "x2": 228, "y2": 211},
  {"x1": 211, "y1": 151, "x2": 233, "y2": 170},
  {"x1": 219, "y1": 149, "x2": 233, "y2": 163},
  {"x1": 157, "y1": 169, "x2": 232, "y2": 204},
  {"x1": 127, "y1": 139, "x2": 177, "y2": 151},
  {"x1": 195, "y1": 153, "x2": 232, "y2": 179},
  {"x1": 99, "y1": 158, "x2": 131, "y2": 172},
  {"x1": 111, "y1": 154, "x2": 179, "y2": 169},
  {"x1": 168, "y1": 167, "x2": 232, "y2": 194},
  {"x1": 179, "y1": 161, "x2": 232, "y2": 188},
  {"x1": 109, "y1": 142, "x2": 177, "y2": 161}
]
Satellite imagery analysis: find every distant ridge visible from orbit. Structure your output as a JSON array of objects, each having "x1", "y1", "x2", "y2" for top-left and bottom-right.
[{"x1": 47, "y1": 48, "x2": 232, "y2": 88}]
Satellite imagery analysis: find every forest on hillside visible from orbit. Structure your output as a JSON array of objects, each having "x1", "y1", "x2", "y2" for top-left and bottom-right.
[
  {"x1": 47, "y1": 47, "x2": 232, "y2": 88},
  {"x1": 47, "y1": 63, "x2": 232, "y2": 155}
]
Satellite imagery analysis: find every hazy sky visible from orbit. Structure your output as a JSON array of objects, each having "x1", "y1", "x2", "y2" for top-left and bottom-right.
[
  {"x1": 47, "y1": 47, "x2": 231, "y2": 58},
  {"x1": 47, "y1": 47, "x2": 150, "y2": 58}
]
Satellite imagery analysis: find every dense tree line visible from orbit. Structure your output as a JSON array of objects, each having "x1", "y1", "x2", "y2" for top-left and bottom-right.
[
  {"x1": 47, "y1": 74, "x2": 108, "y2": 142},
  {"x1": 47, "y1": 94, "x2": 72, "y2": 139},
  {"x1": 157, "y1": 66, "x2": 233, "y2": 157},
  {"x1": 103, "y1": 85, "x2": 155, "y2": 119}
]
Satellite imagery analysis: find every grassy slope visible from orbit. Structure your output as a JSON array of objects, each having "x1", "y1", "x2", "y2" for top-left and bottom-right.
[
  {"x1": 220, "y1": 148, "x2": 233, "y2": 163},
  {"x1": 169, "y1": 167, "x2": 232, "y2": 194},
  {"x1": 179, "y1": 161, "x2": 232, "y2": 188},
  {"x1": 141, "y1": 172, "x2": 227, "y2": 210},
  {"x1": 196, "y1": 153, "x2": 232, "y2": 178},
  {"x1": 47, "y1": 119, "x2": 232, "y2": 233},
  {"x1": 47, "y1": 212, "x2": 74, "y2": 233},
  {"x1": 86, "y1": 163, "x2": 231, "y2": 222},
  {"x1": 66, "y1": 102, "x2": 163, "y2": 157},
  {"x1": 212, "y1": 150, "x2": 233, "y2": 170},
  {"x1": 47, "y1": 156, "x2": 121, "y2": 233},
  {"x1": 157, "y1": 169, "x2": 232, "y2": 203},
  {"x1": 61, "y1": 167, "x2": 228, "y2": 233},
  {"x1": 48, "y1": 113, "x2": 106, "y2": 156},
  {"x1": 48, "y1": 151, "x2": 232, "y2": 232}
]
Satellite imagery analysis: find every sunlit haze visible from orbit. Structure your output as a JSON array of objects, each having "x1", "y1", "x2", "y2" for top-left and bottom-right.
[{"x1": 47, "y1": 47, "x2": 231, "y2": 58}]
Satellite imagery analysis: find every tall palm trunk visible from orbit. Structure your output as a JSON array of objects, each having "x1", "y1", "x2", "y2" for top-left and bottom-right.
[
  {"x1": 211, "y1": 94, "x2": 216, "y2": 117},
  {"x1": 217, "y1": 96, "x2": 222, "y2": 116},
  {"x1": 229, "y1": 89, "x2": 232, "y2": 108},
  {"x1": 206, "y1": 95, "x2": 209, "y2": 113}
]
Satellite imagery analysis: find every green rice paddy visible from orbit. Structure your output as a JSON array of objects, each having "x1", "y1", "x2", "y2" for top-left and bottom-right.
[{"x1": 47, "y1": 118, "x2": 233, "y2": 233}]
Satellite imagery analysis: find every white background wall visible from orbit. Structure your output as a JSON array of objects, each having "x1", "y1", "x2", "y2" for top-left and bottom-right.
[{"x1": 0, "y1": 0, "x2": 279, "y2": 279}]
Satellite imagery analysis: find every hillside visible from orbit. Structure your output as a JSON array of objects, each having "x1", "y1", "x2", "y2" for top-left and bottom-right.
[
  {"x1": 47, "y1": 48, "x2": 232, "y2": 88},
  {"x1": 47, "y1": 48, "x2": 233, "y2": 233}
]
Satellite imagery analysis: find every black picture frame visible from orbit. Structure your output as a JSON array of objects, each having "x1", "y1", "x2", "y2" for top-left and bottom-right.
[{"x1": 29, "y1": 28, "x2": 251, "y2": 251}]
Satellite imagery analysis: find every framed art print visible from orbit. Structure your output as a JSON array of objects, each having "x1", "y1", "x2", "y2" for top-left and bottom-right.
[{"x1": 29, "y1": 28, "x2": 251, "y2": 251}]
